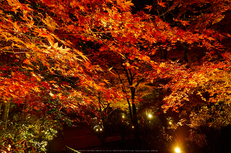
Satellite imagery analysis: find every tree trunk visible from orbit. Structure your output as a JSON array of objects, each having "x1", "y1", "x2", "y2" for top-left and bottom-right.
[
  {"x1": 131, "y1": 87, "x2": 140, "y2": 142},
  {"x1": 127, "y1": 98, "x2": 133, "y2": 121},
  {"x1": 98, "y1": 93, "x2": 102, "y2": 121},
  {"x1": 2, "y1": 102, "x2": 10, "y2": 121},
  {"x1": 0, "y1": 103, "x2": 2, "y2": 116},
  {"x1": 2, "y1": 102, "x2": 10, "y2": 129},
  {"x1": 183, "y1": 44, "x2": 189, "y2": 63},
  {"x1": 160, "y1": 48, "x2": 167, "y2": 60}
]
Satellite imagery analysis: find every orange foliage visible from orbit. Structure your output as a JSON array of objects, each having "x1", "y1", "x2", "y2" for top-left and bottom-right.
[{"x1": 0, "y1": 0, "x2": 230, "y2": 123}]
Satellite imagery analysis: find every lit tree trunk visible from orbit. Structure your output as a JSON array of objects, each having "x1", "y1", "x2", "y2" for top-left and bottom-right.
[
  {"x1": 2, "y1": 102, "x2": 10, "y2": 121},
  {"x1": 1, "y1": 102, "x2": 10, "y2": 129},
  {"x1": 0, "y1": 103, "x2": 2, "y2": 116}
]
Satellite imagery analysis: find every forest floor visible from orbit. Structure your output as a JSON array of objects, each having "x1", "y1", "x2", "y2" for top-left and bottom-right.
[{"x1": 47, "y1": 123, "x2": 160, "y2": 153}]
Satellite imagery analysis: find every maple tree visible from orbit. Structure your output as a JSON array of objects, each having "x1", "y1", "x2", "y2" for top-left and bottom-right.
[
  {"x1": 0, "y1": 0, "x2": 231, "y2": 151},
  {"x1": 0, "y1": 0, "x2": 109, "y2": 151}
]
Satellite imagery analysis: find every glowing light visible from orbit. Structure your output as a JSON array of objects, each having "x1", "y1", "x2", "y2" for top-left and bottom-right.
[
  {"x1": 7, "y1": 144, "x2": 11, "y2": 151},
  {"x1": 175, "y1": 147, "x2": 181, "y2": 153},
  {"x1": 132, "y1": 125, "x2": 134, "y2": 129},
  {"x1": 148, "y1": 114, "x2": 152, "y2": 118},
  {"x1": 96, "y1": 129, "x2": 99, "y2": 132},
  {"x1": 100, "y1": 128, "x2": 103, "y2": 131},
  {"x1": 122, "y1": 115, "x2": 125, "y2": 119},
  {"x1": 169, "y1": 121, "x2": 172, "y2": 125}
]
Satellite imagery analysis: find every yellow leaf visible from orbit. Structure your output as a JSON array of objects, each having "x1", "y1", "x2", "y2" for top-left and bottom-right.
[
  {"x1": 42, "y1": 15, "x2": 58, "y2": 31},
  {"x1": 108, "y1": 67, "x2": 113, "y2": 71},
  {"x1": 159, "y1": 62, "x2": 165, "y2": 68},
  {"x1": 103, "y1": 79, "x2": 110, "y2": 85},
  {"x1": 157, "y1": 68, "x2": 161, "y2": 74},
  {"x1": 212, "y1": 15, "x2": 225, "y2": 25},
  {"x1": 31, "y1": 72, "x2": 41, "y2": 81},
  {"x1": 33, "y1": 86, "x2": 41, "y2": 92}
]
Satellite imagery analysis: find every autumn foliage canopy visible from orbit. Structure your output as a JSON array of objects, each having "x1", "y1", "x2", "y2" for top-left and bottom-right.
[{"x1": 0, "y1": 0, "x2": 231, "y2": 151}]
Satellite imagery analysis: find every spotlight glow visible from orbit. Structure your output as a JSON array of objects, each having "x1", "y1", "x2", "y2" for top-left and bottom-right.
[{"x1": 175, "y1": 147, "x2": 181, "y2": 153}]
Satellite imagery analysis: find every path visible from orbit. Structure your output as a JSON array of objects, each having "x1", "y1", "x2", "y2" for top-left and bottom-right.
[
  {"x1": 48, "y1": 123, "x2": 159, "y2": 153},
  {"x1": 47, "y1": 123, "x2": 102, "y2": 153}
]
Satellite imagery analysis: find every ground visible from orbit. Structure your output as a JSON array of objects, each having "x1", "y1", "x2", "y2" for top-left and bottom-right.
[{"x1": 47, "y1": 123, "x2": 160, "y2": 153}]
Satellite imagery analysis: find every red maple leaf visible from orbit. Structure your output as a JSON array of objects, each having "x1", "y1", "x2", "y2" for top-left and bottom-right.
[
  {"x1": 157, "y1": 0, "x2": 166, "y2": 7},
  {"x1": 144, "y1": 5, "x2": 152, "y2": 12}
]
